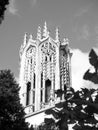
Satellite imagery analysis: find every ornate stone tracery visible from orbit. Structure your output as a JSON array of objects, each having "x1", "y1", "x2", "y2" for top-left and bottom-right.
[
  {"x1": 40, "y1": 42, "x2": 56, "y2": 106},
  {"x1": 19, "y1": 23, "x2": 72, "y2": 115}
]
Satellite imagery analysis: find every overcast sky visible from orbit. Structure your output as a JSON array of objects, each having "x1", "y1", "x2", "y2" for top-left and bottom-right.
[{"x1": 0, "y1": 0, "x2": 98, "y2": 89}]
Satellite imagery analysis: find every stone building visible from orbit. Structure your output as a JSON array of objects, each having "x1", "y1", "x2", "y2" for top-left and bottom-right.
[{"x1": 19, "y1": 22, "x2": 72, "y2": 125}]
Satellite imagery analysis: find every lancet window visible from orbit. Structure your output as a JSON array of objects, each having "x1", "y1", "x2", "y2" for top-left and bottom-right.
[{"x1": 26, "y1": 82, "x2": 31, "y2": 106}]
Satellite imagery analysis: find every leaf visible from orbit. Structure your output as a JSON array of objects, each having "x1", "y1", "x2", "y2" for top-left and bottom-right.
[
  {"x1": 89, "y1": 49, "x2": 98, "y2": 69},
  {"x1": 72, "y1": 124, "x2": 81, "y2": 130},
  {"x1": 45, "y1": 109, "x2": 59, "y2": 119},
  {"x1": 73, "y1": 91, "x2": 80, "y2": 99},
  {"x1": 70, "y1": 87, "x2": 75, "y2": 94},
  {"x1": 55, "y1": 89, "x2": 64, "y2": 97},
  {"x1": 55, "y1": 102, "x2": 63, "y2": 108},
  {"x1": 83, "y1": 70, "x2": 98, "y2": 83},
  {"x1": 45, "y1": 109, "x2": 54, "y2": 115},
  {"x1": 95, "y1": 95, "x2": 98, "y2": 103},
  {"x1": 84, "y1": 106, "x2": 94, "y2": 115},
  {"x1": 83, "y1": 69, "x2": 93, "y2": 80},
  {"x1": 61, "y1": 109, "x2": 69, "y2": 115},
  {"x1": 44, "y1": 118, "x2": 55, "y2": 124}
]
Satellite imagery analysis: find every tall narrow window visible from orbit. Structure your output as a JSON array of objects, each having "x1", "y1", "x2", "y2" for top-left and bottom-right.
[
  {"x1": 41, "y1": 73, "x2": 43, "y2": 88},
  {"x1": 45, "y1": 79, "x2": 51, "y2": 103},
  {"x1": 33, "y1": 73, "x2": 35, "y2": 89},
  {"x1": 50, "y1": 56, "x2": 51, "y2": 62},
  {"x1": 26, "y1": 82, "x2": 31, "y2": 106},
  {"x1": 31, "y1": 58, "x2": 32, "y2": 64},
  {"x1": 41, "y1": 73, "x2": 43, "y2": 102},
  {"x1": 53, "y1": 74, "x2": 55, "y2": 90},
  {"x1": 45, "y1": 56, "x2": 47, "y2": 62},
  {"x1": 33, "y1": 91, "x2": 35, "y2": 104},
  {"x1": 32, "y1": 73, "x2": 35, "y2": 112},
  {"x1": 40, "y1": 90, "x2": 43, "y2": 102}
]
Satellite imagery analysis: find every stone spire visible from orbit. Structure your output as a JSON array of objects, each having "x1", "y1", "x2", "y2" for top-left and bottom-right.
[
  {"x1": 20, "y1": 33, "x2": 28, "y2": 58},
  {"x1": 43, "y1": 21, "x2": 49, "y2": 38},
  {"x1": 23, "y1": 32, "x2": 28, "y2": 47},
  {"x1": 30, "y1": 34, "x2": 33, "y2": 40},
  {"x1": 37, "y1": 25, "x2": 41, "y2": 40},
  {"x1": 55, "y1": 27, "x2": 60, "y2": 42}
]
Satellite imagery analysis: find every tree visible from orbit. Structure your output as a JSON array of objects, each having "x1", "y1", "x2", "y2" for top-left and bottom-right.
[
  {"x1": 0, "y1": 0, "x2": 9, "y2": 24},
  {"x1": 44, "y1": 49, "x2": 98, "y2": 130},
  {"x1": 0, "y1": 69, "x2": 29, "y2": 130},
  {"x1": 72, "y1": 88, "x2": 98, "y2": 130},
  {"x1": 83, "y1": 49, "x2": 98, "y2": 84},
  {"x1": 44, "y1": 85, "x2": 98, "y2": 130},
  {"x1": 44, "y1": 85, "x2": 76, "y2": 130}
]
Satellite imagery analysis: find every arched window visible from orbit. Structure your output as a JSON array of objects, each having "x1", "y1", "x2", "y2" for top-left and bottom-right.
[
  {"x1": 45, "y1": 79, "x2": 51, "y2": 103},
  {"x1": 26, "y1": 82, "x2": 31, "y2": 106}
]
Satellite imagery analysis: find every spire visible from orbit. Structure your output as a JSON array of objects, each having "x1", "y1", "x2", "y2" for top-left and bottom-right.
[
  {"x1": 37, "y1": 25, "x2": 41, "y2": 40},
  {"x1": 23, "y1": 32, "x2": 28, "y2": 47},
  {"x1": 30, "y1": 34, "x2": 33, "y2": 40},
  {"x1": 43, "y1": 21, "x2": 49, "y2": 38},
  {"x1": 55, "y1": 27, "x2": 60, "y2": 42}
]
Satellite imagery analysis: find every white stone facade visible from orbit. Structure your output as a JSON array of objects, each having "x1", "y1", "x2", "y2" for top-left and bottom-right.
[{"x1": 19, "y1": 22, "x2": 72, "y2": 125}]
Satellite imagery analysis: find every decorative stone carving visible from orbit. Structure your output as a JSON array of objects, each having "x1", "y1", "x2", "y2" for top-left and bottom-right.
[
  {"x1": 55, "y1": 27, "x2": 60, "y2": 43},
  {"x1": 19, "y1": 22, "x2": 72, "y2": 117},
  {"x1": 43, "y1": 21, "x2": 49, "y2": 38}
]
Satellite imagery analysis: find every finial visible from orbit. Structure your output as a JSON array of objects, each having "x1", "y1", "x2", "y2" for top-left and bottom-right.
[
  {"x1": 19, "y1": 45, "x2": 23, "y2": 58},
  {"x1": 23, "y1": 32, "x2": 28, "y2": 47},
  {"x1": 62, "y1": 38, "x2": 69, "y2": 45},
  {"x1": 37, "y1": 25, "x2": 41, "y2": 40},
  {"x1": 63, "y1": 38, "x2": 66, "y2": 43},
  {"x1": 43, "y1": 21, "x2": 49, "y2": 38},
  {"x1": 30, "y1": 34, "x2": 33, "y2": 40},
  {"x1": 55, "y1": 27, "x2": 60, "y2": 42},
  {"x1": 64, "y1": 38, "x2": 69, "y2": 45}
]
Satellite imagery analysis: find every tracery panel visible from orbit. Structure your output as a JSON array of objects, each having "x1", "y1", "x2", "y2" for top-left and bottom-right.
[
  {"x1": 24, "y1": 46, "x2": 36, "y2": 110},
  {"x1": 60, "y1": 50, "x2": 70, "y2": 89},
  {"x1": 40, "y1": 42, "x2": 57, "y2": 106}
]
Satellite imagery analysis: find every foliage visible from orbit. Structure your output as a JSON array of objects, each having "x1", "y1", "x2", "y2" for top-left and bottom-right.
[
  {"x1": 0, "y1": 0, "x2": 9, "y2": 24},
  {"x1": 44, "y1": 85, "x2": 76, "y2": 130},
  {"x1": 44, "y1": 49, "x2": 98, "y2": 130},
  {"x1": 38, "y1": 120, "x2": 57, "y2": 130},
  {"x1": 44, "y1": 86, "x2": 98, "y2": 130},
  {"x1": 83, "y1": 49, "x2": 98, "y2": 84},
  {"x1": 0, "y1": 69, "x2": 29, "y2": 130},
  {"x1": 72, "y1": 88, "x2": 98, "y2": 130}
]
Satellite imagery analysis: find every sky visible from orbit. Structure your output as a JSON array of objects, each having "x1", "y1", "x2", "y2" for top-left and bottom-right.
[{"x1": 0, "y1": 0, "x2": 98, "y2": 90}]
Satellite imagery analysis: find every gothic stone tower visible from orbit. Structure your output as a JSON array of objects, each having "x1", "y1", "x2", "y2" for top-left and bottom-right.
[{"x1": 19, "y1": 22, "x2": 72, "y2": 125}]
